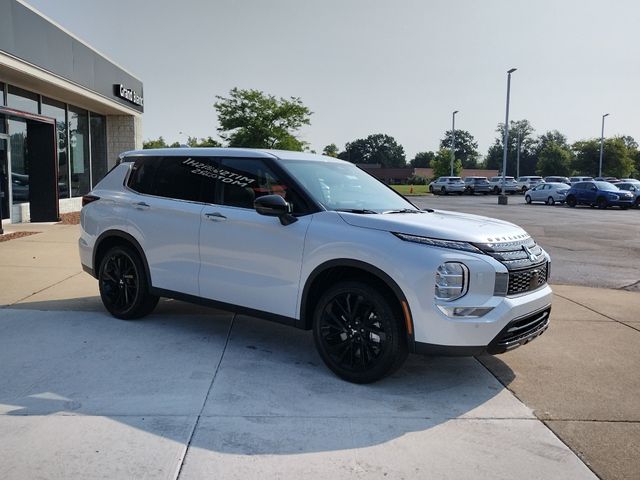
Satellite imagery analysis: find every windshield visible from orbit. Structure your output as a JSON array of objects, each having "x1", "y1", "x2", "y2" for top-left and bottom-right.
[
  {"x1": 279, "y1": 159, "x2": 417, "y2": 213},
  {"x1": 595, "y1": 181, "x2": 619, "y2": 191}
]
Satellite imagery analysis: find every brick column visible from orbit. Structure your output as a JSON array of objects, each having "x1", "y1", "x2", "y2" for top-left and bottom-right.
[{"x1": 106, "y1": 114, "x2": 143, "y2": 168}]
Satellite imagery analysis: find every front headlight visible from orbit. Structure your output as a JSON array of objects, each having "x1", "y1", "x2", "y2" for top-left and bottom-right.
[
  {"x1": 435, "y1": 262, "x2": 469, "y2": 301},
  {"x1": 394, "y1": 233, "x2": 483, "y2": 254},
  {"x1": 608, "y1": 193, "x2": 619, "y2": 200}
]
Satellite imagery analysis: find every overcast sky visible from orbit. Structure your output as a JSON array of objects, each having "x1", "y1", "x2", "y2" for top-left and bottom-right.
[{"x1": 26, "y1": 0, "x2": 640, "y2": 159}]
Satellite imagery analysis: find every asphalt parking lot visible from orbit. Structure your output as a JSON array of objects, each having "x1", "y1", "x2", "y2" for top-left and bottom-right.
[
  {"x1": 0, "y1": 217, "x2": 638, "y2": 479},
  {"x1": 411, "y1": 194, "x2": 640, "y2": 290}
]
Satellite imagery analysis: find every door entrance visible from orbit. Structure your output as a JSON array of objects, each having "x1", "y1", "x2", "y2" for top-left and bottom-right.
[
  {"x1": 0, "y1": 135, "x2": 10, "y2": 222},
  {"x1": 0, "y1": 108, "x2": 59, "y2": 223}
]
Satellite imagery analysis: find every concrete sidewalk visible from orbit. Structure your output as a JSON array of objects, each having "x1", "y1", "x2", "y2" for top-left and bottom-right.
[{"x1": 1, "y1": 224, "x2": 638, "y2": 479}]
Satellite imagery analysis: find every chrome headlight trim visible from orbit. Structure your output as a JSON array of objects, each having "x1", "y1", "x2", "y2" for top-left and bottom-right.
[{"x1": 393, "y1": 233, "x2": 483, "y2": 254}]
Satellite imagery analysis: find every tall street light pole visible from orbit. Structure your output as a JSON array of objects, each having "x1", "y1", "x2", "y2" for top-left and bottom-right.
[
  {"x1": 598, "y1": 113, "x2": 609, "y2": 178},
  {"x1": 516, "y1": 130, "x2": 521, "y2": 179},
  {"x1": 450, "y1": 110, "x2": 459, "y2": 176},
  {"x1": 499, "y1": 68, "x2": 517, "y2": 205}
]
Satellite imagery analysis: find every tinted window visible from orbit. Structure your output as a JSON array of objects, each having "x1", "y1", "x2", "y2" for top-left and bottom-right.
[
  {"x1": 128, "y1": 157, "x2": 160, "y2": 195},
  {"x1": 154, "y1": 157, "x2": 203, "y2": 201},
  {"x1": 128, "y1": 156, "x2": 204, "y2": 202},
  {"x1": 218, "y1": 158, "x2": 304, "y2": 212}
]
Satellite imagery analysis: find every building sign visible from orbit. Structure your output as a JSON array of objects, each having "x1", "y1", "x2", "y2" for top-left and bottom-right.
[{"x1": 114, "y1": 84, "x2": 144, "y2": 107}]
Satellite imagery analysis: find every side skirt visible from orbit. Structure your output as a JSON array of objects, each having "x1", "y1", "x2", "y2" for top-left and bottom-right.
[{"x1": 149, "y1": 287, "x2": 301, "y2": 329}]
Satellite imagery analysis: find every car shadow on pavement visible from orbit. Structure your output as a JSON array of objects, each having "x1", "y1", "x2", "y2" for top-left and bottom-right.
[{"x1": 0, "y1": 300, "x2": 518, "y2": 455}]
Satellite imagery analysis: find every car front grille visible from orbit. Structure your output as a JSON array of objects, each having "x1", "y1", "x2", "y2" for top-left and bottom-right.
[
  {"x1": 487, "y1": 307, "x2": 551, "y2": 354},
  {"x1": 508, "y1": 262, "x2": 549, "y2": 295}
]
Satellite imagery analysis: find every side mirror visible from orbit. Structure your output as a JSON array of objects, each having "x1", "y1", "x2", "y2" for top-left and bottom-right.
[{"x1": 254, "y1": 194, "x2": 298, "y2": 226}]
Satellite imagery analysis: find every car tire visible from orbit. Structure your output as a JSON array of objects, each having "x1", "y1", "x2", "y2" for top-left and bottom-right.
[
  {"x1": 312, "y1": 281, "x2": 408, "y2": 384},
  {"x1": 493, "y1": 186, "x2": 500, "y2": 194},
  {"x1": 457, "y1": 191, "x2": 463, "y2": 196},
  {"x1": 98, "y1": 245, "x2": 159, "y2": 320},
  {"x1": 635, "y1": 198, "x2": 640, "y2": 208},
  {"x1": 546, "y1": 196, "x2": 555, "y2": 205},
  {"x1": 596, "y1": 197, "x2": 608, "y2": 209},
  {"x1": 429, "y1": 185, "x2": 434, "y2": 193},
  {"x1": 566, "y1": 195, "x2": 577, "y2": 207},
  {"x1": 441, "y1": 186, "x2": 447, "y2": 195},
  {"x1": 525, "y1": 195, "x2": 532, "y2": 204},
  {"x1": 521, "y1": 186, "x2": 527, "y2": 193}
]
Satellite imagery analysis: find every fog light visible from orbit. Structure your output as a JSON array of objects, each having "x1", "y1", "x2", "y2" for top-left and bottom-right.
[
  {"x1": 494, "y1": 272, "x2": 509, "y2": 296},
  {"x1": 435, "y1": 262, "x2": 469, "y2": 301},
  {"x1": 437, "y1": 306, "x2": 494, "y2": 318}
]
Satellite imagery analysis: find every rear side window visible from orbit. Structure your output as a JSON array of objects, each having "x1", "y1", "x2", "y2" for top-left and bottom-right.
[
  {"x1": 128, "y1": 157, "x2": 160, "y2": 195},
  {"x1": 128, "y1": 156, "x2": 203, "y2": 202}
]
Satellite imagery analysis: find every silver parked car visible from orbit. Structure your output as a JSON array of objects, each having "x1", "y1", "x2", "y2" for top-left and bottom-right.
[
  {"x1": 516, "y1": 176, "x2": 544, "y2": 193},
  {"x1": 525, "y1": 182, "x2": 569, "y2": 205},
  {"x1": 428, "y1": 176, "x2": 465, "y2": 195},
  {"x1": 617, "y1": 182, "x2": 640, "y2": 208},
  {"x1": 488, "y1": 176, "x2": 518, "y2": 194}
]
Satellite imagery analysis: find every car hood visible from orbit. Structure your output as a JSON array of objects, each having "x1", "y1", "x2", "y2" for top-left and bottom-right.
[{"x1": 337, "y1": 210, "x2": 530, "y2": 243}]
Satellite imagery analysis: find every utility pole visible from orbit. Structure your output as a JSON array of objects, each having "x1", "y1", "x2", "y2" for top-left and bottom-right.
[
  {"x1": 499, "y1": 68, "x2": 517, "y2": 205},
  {"x1": 450, "y1": 110, "x2": 459, "y2": 176}
]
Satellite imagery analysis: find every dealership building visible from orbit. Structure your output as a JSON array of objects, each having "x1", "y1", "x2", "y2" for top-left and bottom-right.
[{"x1": 0, "y1": 0, "x2": 143, "y2": 223}]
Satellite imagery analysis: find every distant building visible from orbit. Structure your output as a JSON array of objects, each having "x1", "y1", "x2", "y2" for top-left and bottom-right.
[{"x1": 1, "y1": 0, "x2": 143, "y2": 223}]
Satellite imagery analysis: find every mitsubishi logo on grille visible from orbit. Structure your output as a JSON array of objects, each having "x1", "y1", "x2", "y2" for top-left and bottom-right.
[
  {"x1": 522, "y1": 245, "x2": 538, "y2": 262},
  {"x1": 529, "y1": 269, "x2": 540, "y2": 290}
]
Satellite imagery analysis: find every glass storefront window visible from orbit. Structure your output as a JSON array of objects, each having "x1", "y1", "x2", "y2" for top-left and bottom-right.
[
  {"x1": 7, "y1": 85, "x2": 39, "y2": 114},
  {"x1": 68, "y1": 105, "x2": 90, "y2": 196},
  {"x1": 89, "y1": 113, "x2": 107, "y2": 187},
  {"x1": 8, "y1": 119, "x2": 29, "y2": 205},
  {"x1": 0, "y1": 82, "x2": 5, "y2": 106},
  {"x1": 41, "y1": 97, "x2": 69, "y2": 199}
]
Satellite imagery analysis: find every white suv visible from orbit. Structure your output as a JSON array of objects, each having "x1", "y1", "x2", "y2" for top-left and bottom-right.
[{"x1": 80, "y1": 149, "x2": 552, "y2": 383}]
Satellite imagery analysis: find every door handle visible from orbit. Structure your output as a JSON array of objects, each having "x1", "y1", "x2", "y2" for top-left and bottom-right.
[
  {"x1": 204, "y1": 212, "x2": 227, "y2": 221},
  {"x1": 132, "y1": 201, "x2": 150, "y2": 210}
]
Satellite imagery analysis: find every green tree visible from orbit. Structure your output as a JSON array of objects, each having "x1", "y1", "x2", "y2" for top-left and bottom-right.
[
  {"x1": 485, "y1": 120, "x2": 536, "y2": 175},
  {"x1": 572, "y1": 137, "x2": 635, "y2": 178},
  {"x1": 536, "y1": 143, "x2": 573, "y2": 176},
  {"x1": 214, "y1": 88, "x2": 312, "y2": 151},
  {"x1": 338, "y1": 134, "x2": 406, "y2": 167},
  {"x1": 440, "y1": 130, "x2": 479, "y2": 168},
  {"x1": 430, "y1": 148, "x2": 462, "y2": 178},
  {"x1": 187, "y1": 136, "x2": 222, "y2": 147},
  {"x1": 322, "y1": 143, "x2": 339, "y2": 157},
  {"x1": 410, "y1": 151, "x2": 435, "y2": 168},
  {"x1": 143, "y1": 136, "x2": 169, "y2": 149}
]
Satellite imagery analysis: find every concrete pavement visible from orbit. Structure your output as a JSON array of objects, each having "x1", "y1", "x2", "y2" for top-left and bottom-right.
[{"x1": 1, "y1": 223, "x2": 638, "y2": 479}]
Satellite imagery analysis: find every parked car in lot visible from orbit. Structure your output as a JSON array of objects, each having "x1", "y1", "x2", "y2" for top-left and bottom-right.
[
  {"x1": 594, "y1": 177, "x2": 621, "y2": 184},
  {"x1": 544, "y1": 176, "x2": 570, "y2": 185},
  {"x1": 616, "y1": 182, "x2": 640, "y2": 208},
  {"x1": 525, "y1": 182, "x2": 569, "y2": 205},
  {"x1": 488, "y1": 176, "x2": 518, "y2": 194},
  {"x1": 463, "y1": 176, "x2": 491, "y2": 195},
  {"x1": 428, "y1": 176, "x2": 465, "y2": 195},
  {"x1": 80, "y1": 148, "x2": 553, "y2": 383},
  {"x1": 516, "y1": 176, "x2": 544, "y2": 193},
  {"x1": 570, "y1": 176, "x2": 593, "y2": 184},
  {"x1": 565, "y1": 181, "x2": 634, "y2": 209}
]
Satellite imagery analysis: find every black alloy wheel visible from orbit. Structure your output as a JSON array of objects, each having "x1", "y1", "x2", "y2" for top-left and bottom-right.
[
  {"x1": 440, "y1": 186, "x2": 447, "y2": 195},
  {"x1": 547, "y1": 196, "x2": 555, "y2": 205},
  {"x1": 525, "y1": 195, "x2": 532, "y2": 204},
  {"x1": 566, "y1": 195, "x2": 577, "y2": 207},
  {"x1": 313, "y1": 281, "x2": 407, "y2": 383},
  {"x1": 596, "y1": 197, "x2": 608, "y2": 209},
  {"x1": 98, "y1": 246, "x2": 158, "y2": 319}
]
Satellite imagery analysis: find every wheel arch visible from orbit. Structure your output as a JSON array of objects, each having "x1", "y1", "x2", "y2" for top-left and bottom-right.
[
  {"x1": 300, "y1": 259, "x2": 415, "y2": 349},
  {"x1": 93, "y1": 230, "x2": 152, "y2": 288}
]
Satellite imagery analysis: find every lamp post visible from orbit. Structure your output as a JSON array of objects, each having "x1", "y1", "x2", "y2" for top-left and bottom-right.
[
  {"x1": 598, "y1": 113, "x2": 609, "y2": 178},
  {"x1": 516, "y1": 130, "x2": 521, "y2": 179},
  {"x1": 450, "y1": 110, "x2": 459, "y2": 176},
  {"x1": 499, "y1": 68, "x2": 517, "y2": 205}
]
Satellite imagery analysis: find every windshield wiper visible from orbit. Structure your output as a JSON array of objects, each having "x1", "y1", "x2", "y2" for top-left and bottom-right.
[
  {"x1": 382, "y1": 208, "x2": 429, "y2": 214},
  {"x1": 334, "y1": 208, "x2": 379, "y2": 214}
]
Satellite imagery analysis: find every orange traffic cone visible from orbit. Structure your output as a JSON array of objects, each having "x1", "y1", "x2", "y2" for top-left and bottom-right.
[{"x1": 409, "y1": 185, "x2": 414, "y2": 194}]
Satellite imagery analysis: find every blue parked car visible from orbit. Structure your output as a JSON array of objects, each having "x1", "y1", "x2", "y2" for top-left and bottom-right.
[{"x1": 565, "y1": 181, "x2": 635, "y2": 209}]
